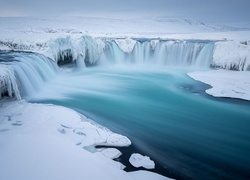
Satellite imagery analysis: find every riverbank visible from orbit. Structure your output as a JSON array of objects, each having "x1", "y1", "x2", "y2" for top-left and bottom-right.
[{"x1": 0, "y1": 98, "x2": 170, "y2": 180}]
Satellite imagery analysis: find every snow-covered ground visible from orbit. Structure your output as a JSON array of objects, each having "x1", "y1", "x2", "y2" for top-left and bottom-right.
[
  {"x1": 188, "y1": 70, "x2": 250, "y2": 101},
  {"x1": 0, "y1": 99, "x2": 170, "y2": 180}
]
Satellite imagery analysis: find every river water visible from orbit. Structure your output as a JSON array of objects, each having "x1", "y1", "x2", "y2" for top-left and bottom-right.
[{"x1": 30, "y1": 65, "x2": 250, "y2": 180}]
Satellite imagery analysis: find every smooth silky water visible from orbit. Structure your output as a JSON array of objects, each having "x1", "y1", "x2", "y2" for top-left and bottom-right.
[{"x1": 29, "y1": 65, "x2": 250, "y2": 180}]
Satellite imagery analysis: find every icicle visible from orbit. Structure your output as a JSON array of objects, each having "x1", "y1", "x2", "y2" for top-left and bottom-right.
[{"x1": 0, "y1": 65, "x2": 21, "y2": 100}]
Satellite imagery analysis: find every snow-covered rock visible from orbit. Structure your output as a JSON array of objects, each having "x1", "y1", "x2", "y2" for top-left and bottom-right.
[
  {"x1": 129, "y1": 153, "x2": 155, "y2": 169},
  {"x1": 213, "y1": 41, "x2": 250, "y2": 71}
]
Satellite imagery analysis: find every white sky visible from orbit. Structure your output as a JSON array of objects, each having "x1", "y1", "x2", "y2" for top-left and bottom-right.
[{"x1": 0, "y1": 0, "x2": 250, "y2": 24}]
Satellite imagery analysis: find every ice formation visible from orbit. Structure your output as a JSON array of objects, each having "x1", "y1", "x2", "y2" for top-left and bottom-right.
[
  {"x1": 114, "y1": 39, "x2": 137, "y2": 53},
  {"x1": 212, "y1": 41, "x2": 250, "y2": 71},
  {"x1": 49, "y1": 35, "x2": 105, "y2": 65},
  {"x1": 101, "y1": 148, "x2": 122, "y2": 159},
  {"x1": 0, "y1": 65, "x2": 20, "y2": 99},
  {"x1": 0, "y1": 52, "x2": 58, "y2": 99},
  {"x1": 1, "y1": 35, "x2": 250, "y2": 71},
  {"x1": 129, "y1": 153, "x2": 155, "y2": 169}
]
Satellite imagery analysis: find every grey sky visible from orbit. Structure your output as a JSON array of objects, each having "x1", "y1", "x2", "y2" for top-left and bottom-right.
[{"x1": 0, "y1": 0, "x2": 250, "y2": 24}]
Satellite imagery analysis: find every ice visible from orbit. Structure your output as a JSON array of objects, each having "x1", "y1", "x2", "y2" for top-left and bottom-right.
[
  {"x1": 49, "y1": 35, "x2": 105, "y2": 65},
  {"x1": 150, "y1": 40, "x2": 160, "y2": 50},
  {"x1": 129, "y1": 153, "x2": 155, "y2": 169},
  {"x1": 101, "y1": 148, "x2": 122, "y2": 159},
  {"x1": 105, "y1": 133, "x2": 132, "y2": 147},
  {"x1": 213, "y1": 41, "x2": 250, "y2": 71},
  {"x1": 0, "y1": 65, "x2": 21, "y2": 99},
  {"x1": 1, "y1": 30, "x2": 249, "y2": 71},
  {"x1": 0, "y1": 52, "x2": 58, "y2": 99},
  {"x1": 188, "y1": 70, "x2": 250, "y2": 100},
  {"x1": 114, "y1": 39, "x2": 137, "y2": 53}
]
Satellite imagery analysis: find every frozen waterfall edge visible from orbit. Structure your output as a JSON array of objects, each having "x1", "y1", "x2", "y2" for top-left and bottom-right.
[
  {"x1": 1, "y1": 35, "x2": 250, "y2": 71},
  {"x1": 0, "y1": 52, "x2": 58, "y2": 100},
  {"x1": 1, "y1": 36, "x2": 250, "y2": 100}
]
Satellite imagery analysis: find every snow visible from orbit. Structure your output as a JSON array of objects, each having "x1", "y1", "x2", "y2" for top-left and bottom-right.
[
  {"x1": 188, "y1": 70, "x2": 250, "y2": 100},
  {"x1": 114, "y1": 39, "x2": 137, "y2": 53},
  {"x1": 100, "y1": 148, "x2": 122, "y2": 159},
  {"x1": 0, "y1": 99, "x2": 168, "y2": 180},
  {"x1": 130, "y1": 171, "x2": 174, "y2": 180},
  {"x1": 213, "y1": 41, "x2": 250, "y2": 71},
  {"x1": 0, "y1": 44, "x2": 11, "y2": 50},
  {"x1": 129, "y1": 153, "x2": 155, "y2": 169}
]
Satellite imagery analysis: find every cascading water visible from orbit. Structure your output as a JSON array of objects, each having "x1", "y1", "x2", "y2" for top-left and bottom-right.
[
  {"x1": 0, "y1": 51, "x2": 58, "y2": 99},
  {"x1": 101, "y1": 40, "x2": 214, "y2": 67}
]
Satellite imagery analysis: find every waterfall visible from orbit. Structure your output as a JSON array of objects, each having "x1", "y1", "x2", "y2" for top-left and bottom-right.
[
  {"x1": 101, "y1": 40, "x2": 215, "y2": 67},
  {"x1": 0, "y1": 52, "x2": 58, "y2": 99}
]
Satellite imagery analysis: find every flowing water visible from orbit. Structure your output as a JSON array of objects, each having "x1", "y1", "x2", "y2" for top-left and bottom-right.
[
  {"x1": 1, "y1": 40, "x2": 250, "y2": 180},
  {"x1": 28, "y1": 65, "x2": 250, "y2": 180}
]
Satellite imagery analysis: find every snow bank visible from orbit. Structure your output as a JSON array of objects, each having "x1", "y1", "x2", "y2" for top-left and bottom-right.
[
  {"x1": 0, "y1": 99, "x2": 169, "y2": 180},
  {"x1": 130, "y1": 171, "x2": 174, "y2": 180},
  {"x1": 213, "y1": 41, "x2": 250, "y2": 71},
  {"x1": 0, "y1": 65, "x2": 20, "y2": 99},
  {"x1": 129, "y1": 153, "x2": 155, "y2": 169},
  {"x1": 188, "y1": 70, "x2": 250, "y2": 100}
]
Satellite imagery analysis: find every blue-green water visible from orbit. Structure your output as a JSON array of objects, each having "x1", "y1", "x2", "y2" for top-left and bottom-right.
[{"x1": 31, "y1": 66, "x2": 250, "y2": 180}]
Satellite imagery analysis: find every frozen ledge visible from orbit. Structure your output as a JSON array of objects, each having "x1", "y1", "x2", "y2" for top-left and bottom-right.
[
  {"x1": 188, "y1": 69, "x2": 250, "y2": 101},
  {"x1": 0, "y1": 99, "x2": 170, "y2": 180},
  {"x1": 115, "y1": 39, "x2": 137, "y2": 53}
]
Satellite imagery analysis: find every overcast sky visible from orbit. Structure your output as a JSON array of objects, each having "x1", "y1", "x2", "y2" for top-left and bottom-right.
[{"x1": 0, "y1": 0, "x2": 250, "y2": 24}]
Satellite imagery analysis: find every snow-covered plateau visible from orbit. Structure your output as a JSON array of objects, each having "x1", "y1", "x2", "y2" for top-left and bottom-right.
[{"x1": 0, "y1": 16, "x2": 250, "y2": 180}]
